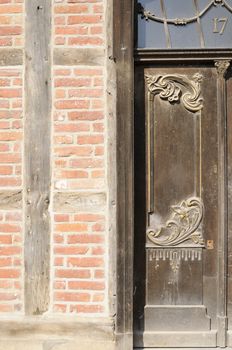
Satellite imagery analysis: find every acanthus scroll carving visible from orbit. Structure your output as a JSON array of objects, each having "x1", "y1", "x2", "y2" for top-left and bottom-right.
[
  {"x1": 145, "y1": 73, "x2": 204, "y2": 113},
  {"x1": 147, "y1": 197, "x2": 204, "y2": 247},
  {"x1": 215, "y1": 60, "x2": 230, "y2": 77}
]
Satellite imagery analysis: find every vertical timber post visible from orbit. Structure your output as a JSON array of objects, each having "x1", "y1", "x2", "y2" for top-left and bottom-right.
[
  {"x1": 24, "y1": 0, "x2": 51, "y2": 314},
  {"x1": 114, "y1": 0, "x2": 134, "y2": 349},
  {"x1": 215, "y1": 59, "x2": 230, "y2": 346}
]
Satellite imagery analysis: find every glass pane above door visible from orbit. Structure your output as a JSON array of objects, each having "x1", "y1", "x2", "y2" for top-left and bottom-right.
[{"x1": 137, "y1": 0, "x2": 232, "y2": 49}]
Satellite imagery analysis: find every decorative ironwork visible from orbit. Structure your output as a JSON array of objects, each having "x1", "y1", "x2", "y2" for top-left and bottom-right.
[
  {"x1": 138, "y1": 0, "x2": 232, "y2": 26},
  {"x1": 147, "y1": 197, "x2": 204, "y2": 247},
  {"x1": 145, "y1": 73, "x2": 204, "y2": 112}
]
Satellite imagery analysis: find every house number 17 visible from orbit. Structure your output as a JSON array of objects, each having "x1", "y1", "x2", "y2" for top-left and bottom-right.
[{"x1": 213, "y1": 17, "x2": 228, "y2": 34}]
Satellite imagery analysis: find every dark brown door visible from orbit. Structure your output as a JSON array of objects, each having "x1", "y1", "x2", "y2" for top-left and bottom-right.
[{"x1": 134, "y1": 61, "x2": 232, "y2": 348}]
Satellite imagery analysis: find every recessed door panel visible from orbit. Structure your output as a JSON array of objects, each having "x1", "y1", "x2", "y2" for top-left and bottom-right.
[{"x1": 134, "y1": 63, "x2": 230, "y2": 348}]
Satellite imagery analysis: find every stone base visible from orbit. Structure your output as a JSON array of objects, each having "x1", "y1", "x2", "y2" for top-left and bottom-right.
[{"x1": 0, "y1": 317, "x2": 115, "y2": 350}]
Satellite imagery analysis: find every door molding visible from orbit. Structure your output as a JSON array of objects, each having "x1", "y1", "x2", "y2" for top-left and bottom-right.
[
  {"x1": 113, "y1": 1, "x2": 232, "y2": 349},
  {"x1": 113, "y1": 0, "x2": 134, "y2": 349}
]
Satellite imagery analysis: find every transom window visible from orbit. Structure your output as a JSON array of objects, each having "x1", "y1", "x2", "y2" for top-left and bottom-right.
[{"x1": 137, "y1": 0, "x2": 232, "y2": 48}]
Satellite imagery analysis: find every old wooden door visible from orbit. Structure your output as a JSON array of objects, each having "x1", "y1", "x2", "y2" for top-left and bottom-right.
[{"x1": 134, "y1": 0, "x2": 232, "y2": 348}]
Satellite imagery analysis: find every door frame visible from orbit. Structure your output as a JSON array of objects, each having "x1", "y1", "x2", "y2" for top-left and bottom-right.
[{"x1": 113, "y1": 1, "x2": 232, "y2": 349}]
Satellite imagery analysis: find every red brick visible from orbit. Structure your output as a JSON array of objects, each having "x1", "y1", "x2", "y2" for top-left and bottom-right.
[
  {"x1": 0, "y1": 26, "x2": 21, "y2": 35},
  {"x1": 54, "y1": 234, "x2": 64, "y2": 244},
  {"x1": 68, "y1": 234, "x2": 104, "y2": 244},
  {"x1": 94, "y1": 269, "x2": 105, "y2": 279},
  {"x1": 55, "y1": 100, "x2": 90, "y2": 109},
  {"x1": 68, "y1": 111, "x2": 103, "y2": 121},
  {"x1": 55, "y1": 269, "x2": 91, "y2": 279},
  {"x1": 55, "y1": 146, "x2": 92, "y2": 157},
  {"x1": 0, "y1": 144, "x2": 9, "y2": 152},
  {"x1": 0, "y1": 5, "x2": 22, "y2": 13},
  {"x1": 5, "y1": 213, "x2": 21, "y2": 222},
  {"x1": 0, "y1": 79, "x2": 10, "y2": 86},
  {"x1": 58, "y1": 170, "x2": 88, "y2": 179},
  {"x1": 93, "y1": 293, "x2": 104, "y2": 302},
  {"x1": 54, "y1": 281, "x2": 66, "y2": 290},
  {"x1": 0, "y1": 292, "x2": 19, "y2": 300},
  {"x1": 68, "y1": 15, "x2": 102, "y2": 25},
  {"x1": 0, "y1": 153, "x2": 20, "y2": 163},
  {"x1": 70, "y1": 158, "x2": 103, "y2": 168},
  {"x1": 68, "y1": 88, "x2": 103, "y2": 98},
  {"x1": 55, "y1": 123, "x2": 90, "y2": 132},
  {"x1": 0, "y1": 269, "x2": 20, "y2": 278},
  {"x1": 70, "y1": 304, "x2": 104, "y2": 313},
  {"x1": 54, "y1": 5, "x2": 88, "y2": 14},
  {"x1": 74, "y1": 213, "x2": 104, "y2": 221},
  {"x1": 67, "y1": 257, "x2": 104, "y2": 268},
  {"x1": 77, "y1": 135, "x2": 103, "y2": 145},
  {"x1": 91, "y1": 246, "x2": 104, "y2": 255},
  {"x1": 55, "y1": 223, "x2": 88, "y2": 232},
  {"x1": 56, "y1": 27, "x2": 88, "y2": 35},
  {"x1": 0, "y1": 246, "x2": 21, "y2": 255},
  {"x1": 68, "y1": 37, "x2": 103, "y2": 46},
  {"x1": 54, "y1": 246, "x2": 89, "y2": 255},
  {"x1": 54, "y1": 214, "x2": 70, "y2": 222},
  {"x1": 0, "y1": 257, "x2": 11, "y2": 267},
  {"x1": 54, "y1": 304, "x2": 67, "y2": 313},
  {"x1": 0, "y1": 88, "x2": 21, "y2": 98},
  {"x1": 0, "y1": 280, "x2": 12, "y2": 288},
  {"x1": 55, "y1": 78, "x2": 91, "y2": 87},
  {"x1": 91, "y1": 170, "x2": 104, "y2": 178},
  {"x1": 0, "y1": 304, "x2": 13, "y2": 312},
  {"x1": 55, "y1": 292, "x2": 90, "y2": 302},
  {"x1": 90, "y1": 26, "x2": 103, "y2": 35},
  {"x1": 0, "y1": 38, "x2": 12, "y2": 46},
  {"x1": 0, "y1": 165, "x2": 12, "y2": 175},
  {"x1": 0, "y1": 224, "x2": 20, "y2": 233},
  {"x1": 54, "y1": 257, "x2": 64, "y2": 266},
  {"x1": 54, "y1": 135, "x2": 73, "y2": 144},
  {"x1": 0, "y1": 132, "x2": 22, "y2": 141},
  {"x1": 0, "y1": 235, "x2": 12, "y2": 244},
  {"x1": 68, "y1": 281, "x2": 105, "y2": 290}
]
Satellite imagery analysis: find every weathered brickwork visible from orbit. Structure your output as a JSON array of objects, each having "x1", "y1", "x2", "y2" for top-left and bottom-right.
[
  {"x1": 0, "y1": 210, "x2": 23, "y2": 313},
  {"x1": 53, "y1": 212, "x2": 106, "y2": 313},
  {"x1": 52, "y1": 0, "x2": 107, "y2": 315},
  {"x1": 0, "y1": 0, "x2": 24, "y2": 48},
  {"x1": 53, "y1": 67, "x2": 105, "y2": 190},
  {"x1": 0, "y1": 68, "x2": 23, "y2": 314},
  {"x1": 0, "y1": 69, "x2": 23, "y2": 188},
  {"x1": 53, "y1": 65, "x2": 107, "y2": 314},
  {"x1": 54, "y1": 0, "x2": 103, "y2": 47},
  {"x1": 0, "y1": 0, "x2": 108, "y2": 319}
]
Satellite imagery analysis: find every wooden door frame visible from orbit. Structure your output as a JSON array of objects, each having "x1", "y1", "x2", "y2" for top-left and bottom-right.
[
  {"x1": 113, "y1": 0, "x2": 134, "y2": 349},
  {"x1": 113, "y1": 1, "x2": 232, "y2": 349}
]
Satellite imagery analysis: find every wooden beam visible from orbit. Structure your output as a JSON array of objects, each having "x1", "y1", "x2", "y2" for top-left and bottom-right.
[
  {"x1": 24, "y1": 0, "x2": 51, "y2": 315},
  {"x1": 114, "y1": 0, "x2": 134, "y2": 347}
]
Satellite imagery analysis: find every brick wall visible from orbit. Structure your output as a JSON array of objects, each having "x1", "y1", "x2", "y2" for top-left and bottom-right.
[
  {"x1": 52, "y1": 0, "x2": 107, "y2": 315},
  {"x1": 0, "y1": 0, "x2": 23, "y2": 313},
  {"x1": 0, "y1": 0, "x2": 109, "y2": 317}
]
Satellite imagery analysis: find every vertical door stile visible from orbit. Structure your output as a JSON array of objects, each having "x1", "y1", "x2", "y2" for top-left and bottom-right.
[{"x1": 215, "y1": 59, "x2": 231, "y2": 347}]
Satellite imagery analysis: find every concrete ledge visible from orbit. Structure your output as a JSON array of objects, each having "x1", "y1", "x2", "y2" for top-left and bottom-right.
[
  {"x1": 0, "y1": 317, "x2": 115, "y2": 350},
  {"x1": 54, "y1": 191, "x2": 106, "y2": 212},
  {"x1": 0, "y1": 340, "x2": 115, "y2": 350},
  {"x1": 0, "y1": 49, "x2": 23, "y2": 66},
  {"x1": 54, "y1": 48, "x2": 105, "y2": 66},
  {"x1": 0, "y1": 316, "x2": 114, "y2": 338},
  {"x1": 0, "y1": 190, "x2": 22, "y2": 210}
]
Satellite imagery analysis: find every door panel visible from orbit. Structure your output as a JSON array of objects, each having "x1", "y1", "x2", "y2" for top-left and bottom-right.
[{"x1": 134, "y1": 63, "x2": 230, "y2": 348}]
